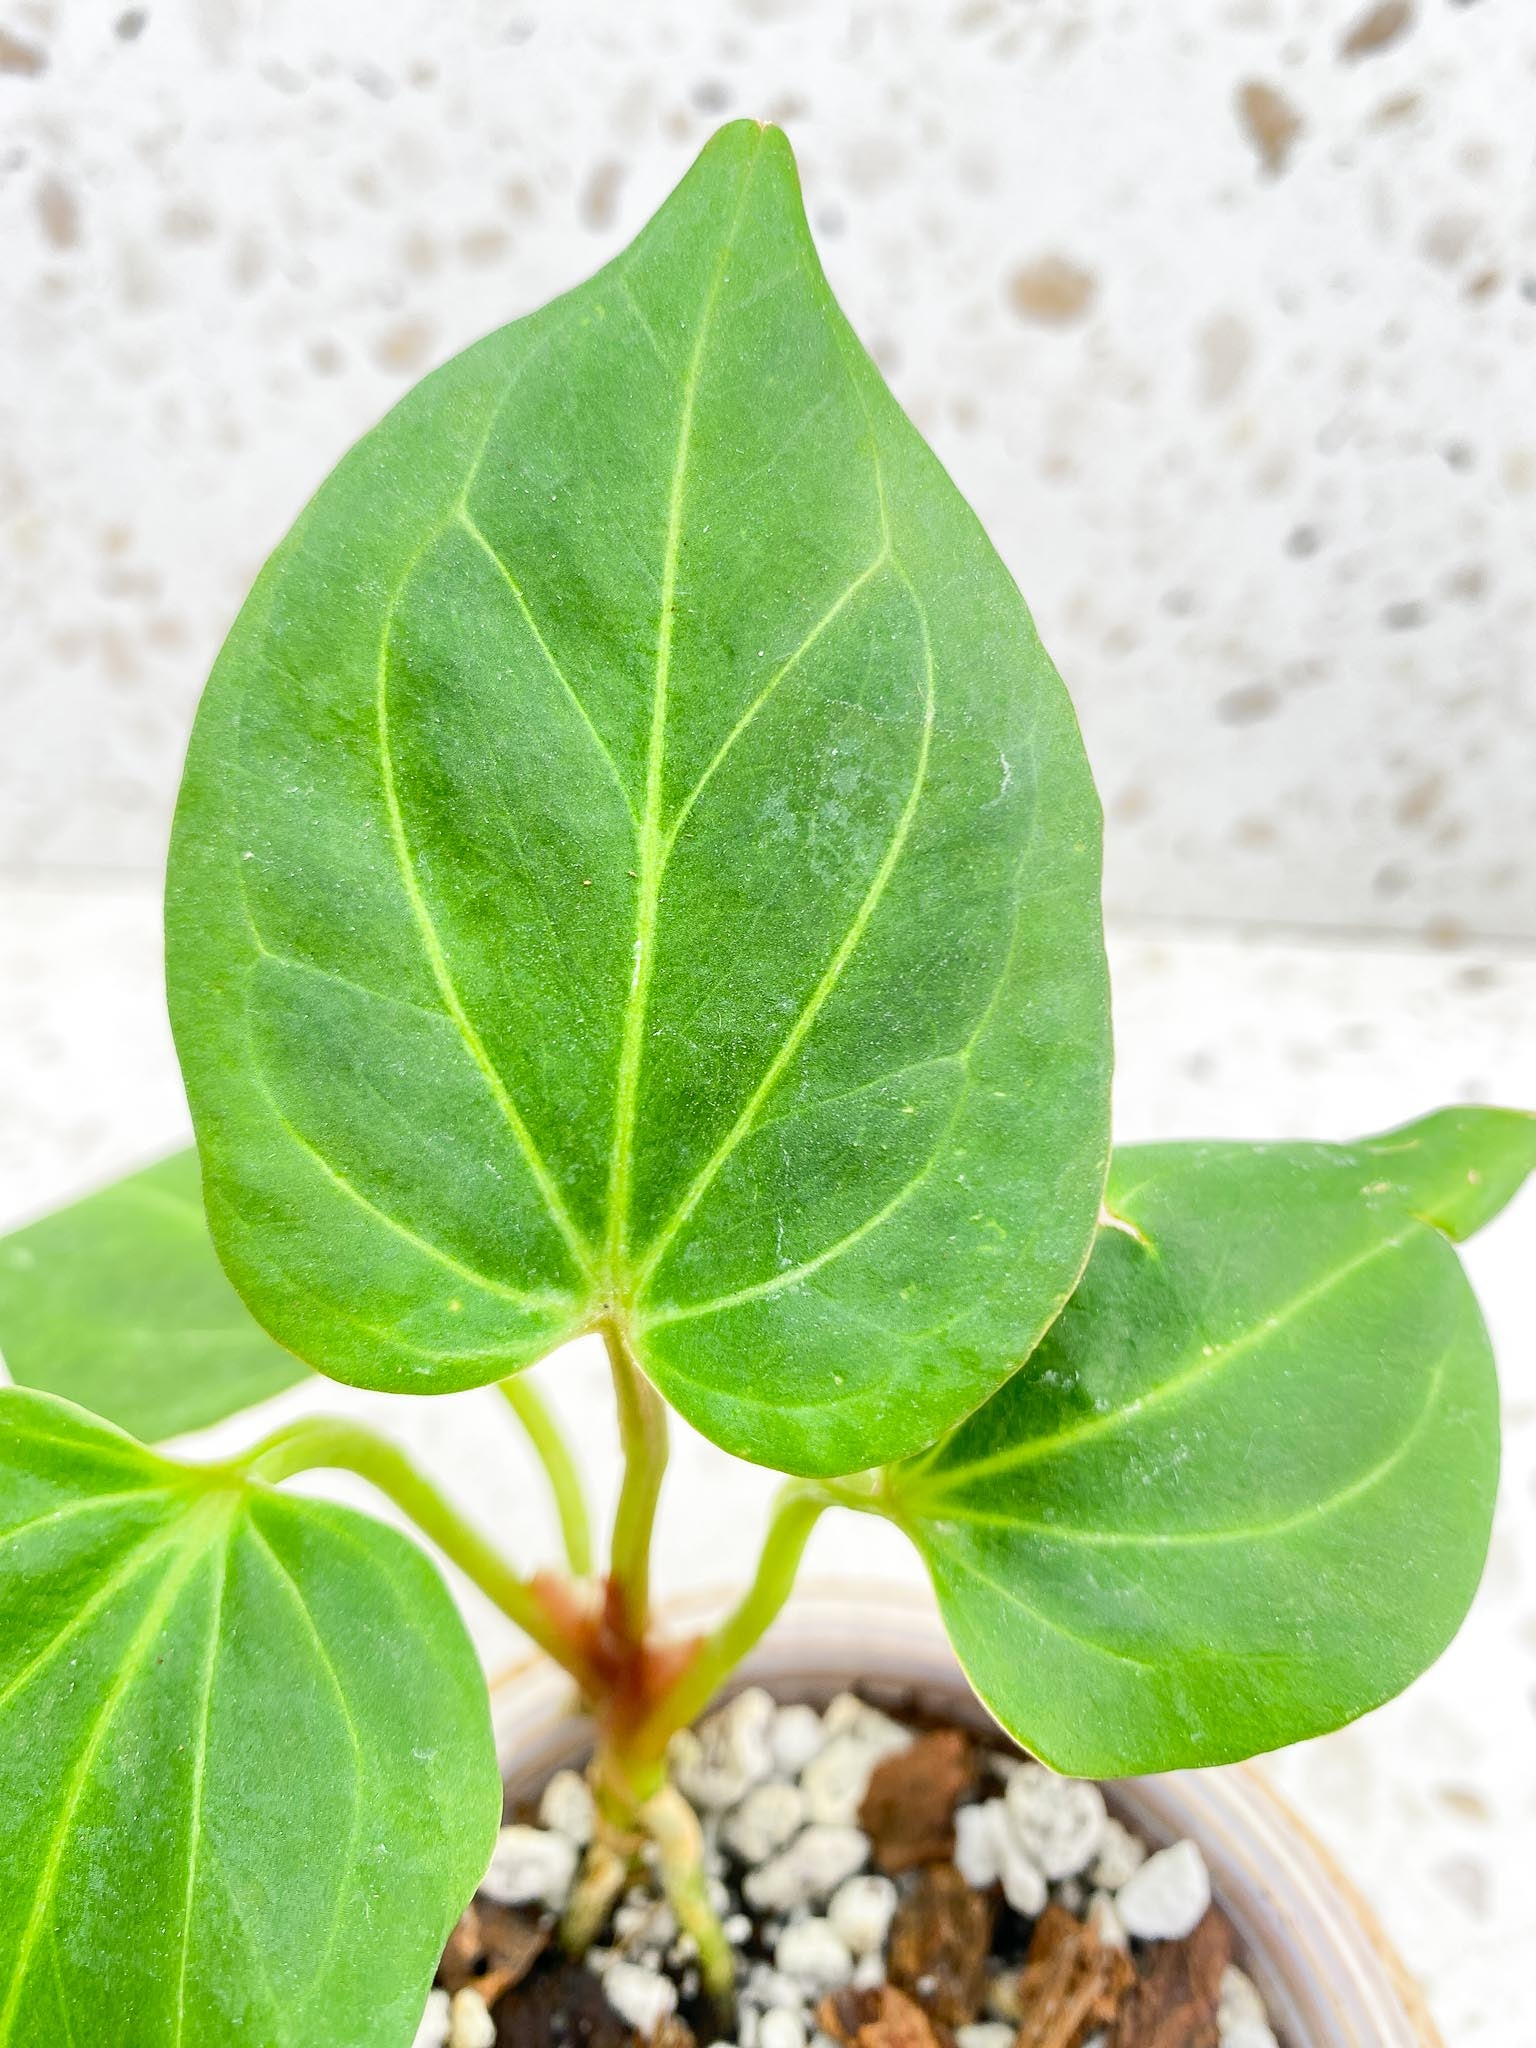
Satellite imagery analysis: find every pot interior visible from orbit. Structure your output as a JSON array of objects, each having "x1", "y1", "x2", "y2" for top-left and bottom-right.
[{"x1": 489, "y1": 1582, "x2": 1440, "y2": 2048}]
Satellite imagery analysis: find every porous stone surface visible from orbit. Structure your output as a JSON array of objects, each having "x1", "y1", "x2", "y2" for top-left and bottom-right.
[
  {"x1": 953, "y1": 1801, "x2": 1009, "y2": 1891},
  {"x1": 801, "y1": 1711, "x2": 913, "y2": 1828},
  {"x1": 1087, "y1": 1892, "x2": 1128, "y2": 1952},
  {"x1": 772, "y1": 1704, "x2": 829, "y2": 1778},
  {"x1": 758, "y1": 2008, "x2": 809, "y2": 2048},
  {"x1": 3, "y1": 6, "x2": 1533, "y2": 943}
]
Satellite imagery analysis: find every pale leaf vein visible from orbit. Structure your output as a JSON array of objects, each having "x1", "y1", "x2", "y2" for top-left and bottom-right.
[
  {"x1": 917, "y1": 1232, "x2": 1412, "y2": 1500},
  {"x1": 373, "y1": 566, "x2": 597, "y2": 1281},
  {"x1": 0, "y1": 1519, "x2": 220, "y2": 2043},
  {"x1": 634, "y1": 566, "x2": 935, "y2": 1297},
  {"x1": 605, "y1": 134, "x2": 772, "y2": 1266}
]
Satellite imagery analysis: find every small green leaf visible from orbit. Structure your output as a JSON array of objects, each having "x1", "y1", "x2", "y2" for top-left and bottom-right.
[
  {"x1": 166, "y1": 120, "x2": 1109, "y2": 1477},
  {"x1": 886, "y1": 1108, "x2": 1528, "y2": 1775},
  {"x1": 0, "y1": 1150, "x2": 309, "y2": 1442},
  {"x1": 1353, "y1": 1104, "x2": 1536, "y2": 1241},
  {"x1": 0, "y1": 1388, "x2": 500, "y2": 2046}
]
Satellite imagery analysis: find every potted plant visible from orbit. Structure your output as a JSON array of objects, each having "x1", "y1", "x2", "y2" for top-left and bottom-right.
[{"x1": 0, "y1": 120, "x2": 1528, "y2": 2048}]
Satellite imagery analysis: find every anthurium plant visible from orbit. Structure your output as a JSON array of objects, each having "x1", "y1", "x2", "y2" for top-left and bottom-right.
[{"x1": 0, "y1": 121, "x2": 1529, "y2": 2047}]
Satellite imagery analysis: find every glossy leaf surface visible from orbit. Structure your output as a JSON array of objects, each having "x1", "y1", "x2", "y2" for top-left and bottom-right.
[
  {"x1": 0, "y1": 1389, "x2": 499, "y2": 2046},
  {"x1": 888, "y1": 1108, "x2": 1531, "y2": 1774},
  {"x1": 166, "y1": 121, "x2": 1109, "y2": 1476},
  {"x1": 0, "y1": 1150, "x2": 307, "y2": 1442}
]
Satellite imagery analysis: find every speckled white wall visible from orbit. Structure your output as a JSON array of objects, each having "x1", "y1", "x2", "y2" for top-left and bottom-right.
[{"x1": 2, "y1": 0, "x2": 1533, "y2": 936}]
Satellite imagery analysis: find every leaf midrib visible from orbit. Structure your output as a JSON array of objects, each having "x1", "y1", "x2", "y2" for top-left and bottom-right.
[
  {"x1": 171, "y1": 1528, "x2": 231, "y2": 2048},
  {"x1": 907, "y1": 1228, "x2": 1413, "y2": 1504},
  {"x1": 225, "y1": 133, "x2": 1041, "y2": 1363},
  {"x1": 603, "y1": 136, "x2": 771, "y2": 1279},
  {"x1": 922, "y1": 1337, "x2": 1450, "y2": 1552}
]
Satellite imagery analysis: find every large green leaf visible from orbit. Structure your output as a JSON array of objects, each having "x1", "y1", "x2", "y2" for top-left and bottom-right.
[
  {"x1": 886, "y1": 1108, "x2": 1532, "y2": 1775},
  {"x1": 0, "y1": 1151, "x2": 308, "y2": 1442},
  {"x1": 0, "y1": 1388, "x2": 499, "y2": 2047},
  {"x1": 165, "y1": 119, "x2": 1109, "y2": 1477}
]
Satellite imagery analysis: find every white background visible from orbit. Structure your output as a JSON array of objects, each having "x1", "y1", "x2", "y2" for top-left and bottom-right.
[
  {"x1": 2, "y1": 2, "x2": 1534, "y2": 2042},
  {"x1": 2, "y1": 0, "x2": 1534, "y2": 935}
]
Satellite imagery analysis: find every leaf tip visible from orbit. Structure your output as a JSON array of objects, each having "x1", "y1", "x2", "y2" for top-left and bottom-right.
[
  {"x1": 687, "y1": 116, "x2": 805, "y2": 223},
  {"x1": 1363, "y1": 1103, "x2": 1536, "y2": 1242}
]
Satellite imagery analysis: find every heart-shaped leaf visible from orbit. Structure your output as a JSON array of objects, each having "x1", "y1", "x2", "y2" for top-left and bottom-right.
[
  {"x1": 0, "y1": 1388, "x2": 500, "y2": 2046},
  {"x1": 0, "y1": 1150, "x2": 309, "y2": 1441},
  {"x1": 885, "y1": 1108, "x2": 1532, "y2": 1774},
  {"x1": 165, "y1": 120, "x2": 1109, "y2": 1477}
]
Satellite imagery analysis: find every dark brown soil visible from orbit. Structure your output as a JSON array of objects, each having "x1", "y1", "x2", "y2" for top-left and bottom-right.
[
  {"x1": 887, "y1": 1863, "x2": 994, "y2": 2026},
  {"x1": 1110, "y1": 1907, "x2": 1232, "y2": 2048},
  {"x1": 446, "y1": 1696, "x2": 1254, "y2": 2048},
  {"x1": 860, "y1": 1730, "x2": 976, "y2": 1874}
]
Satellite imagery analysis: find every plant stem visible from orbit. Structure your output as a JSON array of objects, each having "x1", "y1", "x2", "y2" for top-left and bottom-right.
[
  {"x1": 604, "y1": 1325, "x2": 669, "y2": 1637},
  {"x1": 560, "y1": 1828, "x2": 635, "y2": 1957},
  {"x1": 235, "y1": 1416, "x2": 591, "y2": 1685},
  {"x1": 628, "y1": 1479, "x2": 833, "y2": 1765},
  {"x1": 641, "y1": 1782, "x2": 736, "y2": 2000},
  {"x1": 498, "y1": 1374, "x2": 594, "y2": 1578}
]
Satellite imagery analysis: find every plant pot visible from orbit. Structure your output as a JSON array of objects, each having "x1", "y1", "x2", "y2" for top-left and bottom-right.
[{"x1": 489, "y1": 1580, "x2": 1441, "y2": 2048}]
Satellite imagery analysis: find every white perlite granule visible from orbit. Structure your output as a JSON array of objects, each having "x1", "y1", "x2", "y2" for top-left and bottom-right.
[
  {"x1": 953, "y1": 1799, "x2": 1009, "y2": 1889},
  {"x1": 670, "y1": 1688, "x2": 778, "y2": 1812},
  {"x1": 447, "y1": 1987, "x2": 497, "y2": 2048},
  {"x1": 771, "y1": 1703, "x2": 829, "y2": 1777},
  {"x1": 413, "y1": 1987, "x2": 451, "y2": 2048},
  {"x1": 1116, "y1": 1839, "x2": 1212, "y2": 1941},
  {"x1": 955, "y1": 2025, "x2": 1015, "y2": 2048},
  {"x1": 601, "y1": 1960, "x2": 679, "y2": 2036},
  {"x1": 723, "y1": 1781, "x2": 807, "y2": 1865},
  {"x1": 1003, "y1": 1766, "x2": 1107, "y2": 1880},
  {"x1": 539, "y1": 1768, "x2": 597, "y2": 1845},
  {"x1": 743, "y1": 1824, "x2": 869, "y2": 1912},
  {"x1": 503, "y1": 1697, "x2": 1281, "y2": 2048},
  {"x1": 774, "y1": 1916, "x2": 855, "y2": 1994},
  {"x1": 1085, "y1": 1890, "x2": 1127, "y2": 1950},
  {"x1": 821, "y1": 1695, "x2": 912, "y2": 1750},
  {"x1": 952, "y1": 1798, "x2": 1047, "y2": 1915},
  {"x1": 1218, "y1": 1964, "x2": 1280, "y2": 2048},
  {"x1": 799, "y1": 1734, "x2": 890, "y2": 1827},
  {"x1": 827, "y1": 1874, "x2": 898, "y2": 1956},
  {"x1": 1220, "y1": 2021, "x2": 1281, "y2": 2048},
  {"x1": 757, "y1": 2009, "x2": 809, "y2": 2048},
  {"x1": 479, "y1": 1823, "x2": 579, "y2": 1913},
  {"x1": 1090, "y1": 1817, "x2": 1147, "y2": 1892}
]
